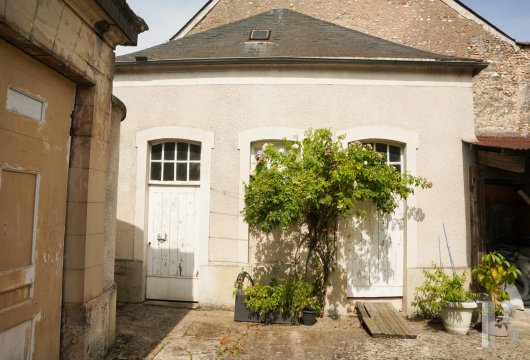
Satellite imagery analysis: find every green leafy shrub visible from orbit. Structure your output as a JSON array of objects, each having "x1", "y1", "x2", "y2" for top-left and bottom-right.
[
  {"x1": 290, "y1": 279, "x2": 321, "y2": 317},
  {"x1": 412, "y1": 263, "x2": 476, "y2": 319},
  {"x1": 243, "y1": 279, "x2": 321, "y2": 318},
  {"x1": 472, "y1": 251, "x2": 522, "y2": 316},
  {"x1": 244, "y1": 281, "x2": 286, "y2": 317},
  {"x1": 243, "y1": 129, "x2": 431, "y2": 303}
]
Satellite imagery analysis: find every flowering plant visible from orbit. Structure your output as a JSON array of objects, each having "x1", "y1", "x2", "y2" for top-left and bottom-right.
[{"x1": 242, "y1": 129, "x2": 431, "y2": 300}]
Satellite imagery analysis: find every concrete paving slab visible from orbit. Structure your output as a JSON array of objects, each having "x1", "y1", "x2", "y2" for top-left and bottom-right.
[{"x1": 106, "y1": 303, "x2": 530, "y2": 360}]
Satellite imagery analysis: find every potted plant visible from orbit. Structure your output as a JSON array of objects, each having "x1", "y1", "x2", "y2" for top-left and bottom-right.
[
  {"x1": 472, "y1": 251, "x2": 522, "y2": 337},
  {"x1": 290, "y1": 279, "x2": 321, "y2": 326},
  {"x1": 234, "y1": 274, "x2": 322, "y2": 325},
  {"x1": 412, "y1": 264, "x2": 477, "y2": 335},
  {"x1": 240, "y1": 279, "x2": 299, "y2": 324}
]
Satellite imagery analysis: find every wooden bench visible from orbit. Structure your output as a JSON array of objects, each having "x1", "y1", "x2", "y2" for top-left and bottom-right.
[{"x1": 355, "y1": 301, "x2": 417, "y2": 339}]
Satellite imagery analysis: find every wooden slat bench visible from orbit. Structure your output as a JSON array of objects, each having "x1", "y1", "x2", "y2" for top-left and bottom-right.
[{"x1": 355, "y1": 301, "x2": 417, "y2": 339}]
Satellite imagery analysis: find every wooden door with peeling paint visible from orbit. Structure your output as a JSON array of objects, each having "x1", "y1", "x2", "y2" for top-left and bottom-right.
[
  {"x1": 146, "y1": 186, "x2": 200, "y2": 301},
  {"x1": 345, "y1": 142, "x2": 405, "y2": 298},
  {"x1": 346, "y1": 201, "x2": 405, "y2": 297},
  {"x1": 0, "y1": 40, "x2": 75, "y2": 358}
]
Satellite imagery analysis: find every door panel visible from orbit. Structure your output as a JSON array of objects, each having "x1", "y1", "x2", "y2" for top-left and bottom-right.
[
  {"x1": 146, "y1": 186, "x2": 200, "y2": 301},
  {"x1": 0, "y1": 38, "x2": 75, "y2": 358},
  {"x1": 346, "y1": 201, "x2": 405, "y2": 297}
]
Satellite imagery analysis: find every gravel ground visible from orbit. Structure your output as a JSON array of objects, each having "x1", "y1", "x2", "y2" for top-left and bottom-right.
[{"x1": 106, "y1": 303, "x2": 530, "y2": 360}]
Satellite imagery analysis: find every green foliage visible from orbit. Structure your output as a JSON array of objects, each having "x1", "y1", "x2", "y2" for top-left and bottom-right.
[
  {"x1": 243, "y1": 279, "x2": 321, "y2": 318},
  {"x1": 243, "y1": 129, "x2": 431, "y2": 300},
  {"x1": 471, "y1": 251, "x2": 522, "y2": 314},
  {"x1": 412, "y1": 263, "x2": 476, "y2": 319},
  {"x1": 290, "y1": 279, "x2": 322, "y2": 317}
]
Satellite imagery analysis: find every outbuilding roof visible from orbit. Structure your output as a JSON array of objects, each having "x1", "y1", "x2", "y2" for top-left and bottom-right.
[{"x1": 116, "y1": 8, "x2": 486, "y2": 71}]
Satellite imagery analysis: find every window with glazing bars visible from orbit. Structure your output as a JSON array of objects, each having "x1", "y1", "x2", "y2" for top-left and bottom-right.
[
  {"x1": 150, "y1": 141, "x2": 201, "y2": 182},
  {"x1": 363, "y1": 142, "x2": 403, "y2": 173}
]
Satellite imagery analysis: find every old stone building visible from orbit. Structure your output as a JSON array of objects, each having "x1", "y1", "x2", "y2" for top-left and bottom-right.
[
  {"x1": 113, "y1": 0, "x2": 530, "y2": 318},
  {"x1": 0, "y1": 1, "x2": 145, "y2": 358},
  {"x1": 176, "y1": 0, "x2": 530, "y2": 136}
]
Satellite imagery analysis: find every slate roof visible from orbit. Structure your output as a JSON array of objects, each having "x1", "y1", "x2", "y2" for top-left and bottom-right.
[{"x1": 116, "y1": 8, "x2": 486, "y2": 69}]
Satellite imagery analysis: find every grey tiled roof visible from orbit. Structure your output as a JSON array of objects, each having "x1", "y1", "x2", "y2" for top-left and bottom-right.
[{"x1": 116, "y1": 8, "x2": 479, "y2": 65}]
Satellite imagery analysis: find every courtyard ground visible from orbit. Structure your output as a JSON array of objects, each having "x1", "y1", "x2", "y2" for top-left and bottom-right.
[{"x1": 106, "y1": 302, "x2": 530, "y2": 360}]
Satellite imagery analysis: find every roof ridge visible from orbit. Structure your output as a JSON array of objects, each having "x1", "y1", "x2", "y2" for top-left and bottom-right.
[{"x1": 116, "y1": 7, "x2": 485, "y2": 68}]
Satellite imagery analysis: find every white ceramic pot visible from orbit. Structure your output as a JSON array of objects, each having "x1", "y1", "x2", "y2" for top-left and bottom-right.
[{"x1": 441, "y1": 302, "x2": 478, "y2": 335}]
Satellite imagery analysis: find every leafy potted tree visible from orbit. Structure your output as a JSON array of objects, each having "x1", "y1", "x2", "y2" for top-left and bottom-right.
[
  {"x1": 290, "y1": 279, "x2": 321, "y2": 326},
  {"x1": 412, "y1": 264, "x2": 477, "y2": 335},
  {"x1": 472, "y1": 251, "x2": 522, "y2": 337}
]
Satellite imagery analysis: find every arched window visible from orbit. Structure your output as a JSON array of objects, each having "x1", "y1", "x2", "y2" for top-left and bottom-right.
[
  {"x1": 149, "y1": 141, "x2": 201, "y2": 183},
  {"x1": 249, "y1": 140, "x2": 286, "y2": 173},
  {"x1": 363, "y1": 141, "x2": 403, "y2": 173}
]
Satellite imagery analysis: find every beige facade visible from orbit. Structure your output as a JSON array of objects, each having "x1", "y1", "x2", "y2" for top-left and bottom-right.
[
  {"x1": 0, "y1": 0, "x2": 145, "y2": 358},
  {"x1": 114, "y1": 65, "x2": 478, "y2": 314},
  {"x1": 181, "y1": 0, "x2": 530, "y2": 136}
]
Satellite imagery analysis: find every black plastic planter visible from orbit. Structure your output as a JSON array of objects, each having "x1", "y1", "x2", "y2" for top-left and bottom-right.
[
  {"x1": 301, "y1": 309, "x2": 318, "y2": 326},
  {"x1": 234, "y1": 292, "x2": 260, "y2": 322},
  {"x1": 234, "y1": 293, "x2": 298, "y2": 324}
]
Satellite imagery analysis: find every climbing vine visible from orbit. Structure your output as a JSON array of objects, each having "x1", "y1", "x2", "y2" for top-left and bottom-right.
[{"x1": 242, "y1": 128, "x2": 431, "y2": 301}]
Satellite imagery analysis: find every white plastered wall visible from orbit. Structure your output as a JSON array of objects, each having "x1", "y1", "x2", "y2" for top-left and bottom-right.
[{"x1": 114, "y1": 66, "x2": 476, "y2": 310}]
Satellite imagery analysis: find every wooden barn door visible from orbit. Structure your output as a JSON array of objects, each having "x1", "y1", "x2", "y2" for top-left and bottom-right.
[
  {"x1": 347, "y1": 201, "x2": 405, "y2": 297},
  {"x1": 146, "y1": 186, "x2": 200, "y2": 301}
]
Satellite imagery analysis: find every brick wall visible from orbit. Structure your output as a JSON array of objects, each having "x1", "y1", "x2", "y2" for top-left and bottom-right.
[{"x1": 187, "y1": 0, "x2": 530, "y2": 136}]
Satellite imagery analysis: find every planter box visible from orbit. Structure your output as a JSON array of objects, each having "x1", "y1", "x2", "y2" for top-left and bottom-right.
[{"x1": 234, "y1": 293, "x2": 298, "y2": 324}]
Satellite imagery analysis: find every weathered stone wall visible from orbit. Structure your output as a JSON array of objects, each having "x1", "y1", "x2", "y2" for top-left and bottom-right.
[
  {"x1": 187, "y1": 0, "x2": 530, "y2": 136},
  {"x1": 0, "y1": 0, "x2": 144, "y2": 358}
]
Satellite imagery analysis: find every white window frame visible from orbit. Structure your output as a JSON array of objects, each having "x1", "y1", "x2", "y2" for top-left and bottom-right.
[
  {"x1": 362, "y1": 141, "x2": 404, "y2": 172},
  {"x1": 148, "y1": 140, "x2": 202, "y2": 185},
  {"x1": 249, "y1": 140, "x2": 287, "y2": 174}
]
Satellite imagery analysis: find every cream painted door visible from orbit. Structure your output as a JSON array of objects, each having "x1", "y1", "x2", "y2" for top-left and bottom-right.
[
  {"x1": 346, "y1": 201, "x2": 405, "y2": 297},
  {"x1": 146, "y1": 186, "x2": 200, "y2": 301}
]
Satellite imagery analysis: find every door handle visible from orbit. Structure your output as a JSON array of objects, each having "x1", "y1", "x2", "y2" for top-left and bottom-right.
[{"x1": 157, "y1": 233, "x2": 167, "y2": 243}]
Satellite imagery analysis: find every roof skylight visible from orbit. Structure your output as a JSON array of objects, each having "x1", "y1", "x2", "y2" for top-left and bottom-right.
[{"x1": 249, "y1": 30, "x2": 271, "y2": 41}]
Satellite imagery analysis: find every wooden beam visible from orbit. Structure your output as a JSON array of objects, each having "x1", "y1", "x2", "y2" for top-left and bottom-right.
[{"x1": 478, "y1": 151, "x2": 526, "y2": 173}]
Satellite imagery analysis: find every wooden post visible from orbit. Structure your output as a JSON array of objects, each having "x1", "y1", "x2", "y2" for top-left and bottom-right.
[{"x1": 469, "y1": 165, "x2": 486, "y2": 288}]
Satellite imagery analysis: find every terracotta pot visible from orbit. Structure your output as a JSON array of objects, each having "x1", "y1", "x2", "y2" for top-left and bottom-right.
[{"x1": 483, "y1": 318, "x2": 509, "y2": 337}]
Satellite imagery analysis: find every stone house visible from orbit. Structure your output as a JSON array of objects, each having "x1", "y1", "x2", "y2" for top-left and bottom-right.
[
  {"x1": 114, "y1": 0, "x2": 530, "y2": 315},
  {"x1": 0, "y1": 1, "x2": 145, "y2": 358}
]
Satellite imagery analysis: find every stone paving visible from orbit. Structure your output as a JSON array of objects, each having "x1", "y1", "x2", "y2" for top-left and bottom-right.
[{"x1": 106, "y1": 303, "x2": 530, "y2": 360}]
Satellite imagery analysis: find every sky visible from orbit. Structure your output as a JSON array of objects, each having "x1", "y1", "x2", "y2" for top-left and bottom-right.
[{"x1": 116, "y1": 0, "x2": 530, "y2": 56}]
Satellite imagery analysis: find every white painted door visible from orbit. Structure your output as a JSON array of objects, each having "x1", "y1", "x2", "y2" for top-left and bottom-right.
[
  {"x1": 346, "y1": 201, "x2": 405, "y2": 297},
  {"x1": 146, "y1": 186, "x2": 200, "y2": 301}
]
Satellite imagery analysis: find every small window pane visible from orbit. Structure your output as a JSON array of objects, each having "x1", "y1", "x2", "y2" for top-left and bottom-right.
[
  {"x1": 150, "y1": 162, "x2": 161, "y2": 180},
  {"x1": 151, "y1": 144, "x2": 162, "y2": 160},
  {"x1": 189, "y1": 163, "x2": 200, "y2": 181},
  {"x1": 176, "y1": 163, "x2": 187, "y2": 181},
  {"x1": 375, "y1": 143, "x2": 387, "y2": 154},
  {"x1": 190, "y1": 144, "x2": 201, "y2": 161},
  {"x1": 164, "y1": 142, "x2": 175, "y2": 160},
  {"x1": 163, "y1": 162, "x2": 174, "y2": 181},
  {"x1": 392, "y1": 164, "x2": 402, "y2": 173},
  {"x1": 389, "y1": 145, "x2": 401, "y2": 162},
  {"x1": 177, "y1": 143, "x2": 188, "y2": 160}
]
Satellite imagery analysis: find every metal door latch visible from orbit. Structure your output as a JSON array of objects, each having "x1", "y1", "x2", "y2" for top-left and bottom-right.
[{"x1": 157, "y1": 233, "x2": 167, "y2": 243}]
